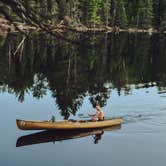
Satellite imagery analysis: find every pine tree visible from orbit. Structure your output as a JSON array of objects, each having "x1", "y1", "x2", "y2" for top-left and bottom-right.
[
  {"x1": 100, "y1": 0, "x2": 111, "y2": 27},
  {"x1": 125, "y1": 0, "x2": 139, "y2": 27},
  {"x1": 114, "y1": 0, "x2": 128, "y2": 28},
  {"x1": 79, "y1": 0, "x2": 102, "y2": 27},
  {"x1": 160, "y1": 0, "x2": 166, "y2": 30},
  {"x1": 137, "y1": 0, "x2": 153, "y2": 28}
]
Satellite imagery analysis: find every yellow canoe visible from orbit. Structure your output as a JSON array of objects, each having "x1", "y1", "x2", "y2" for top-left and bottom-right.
[{"x1": 16, "y1": 118, "x2": 122, "y2": 130}]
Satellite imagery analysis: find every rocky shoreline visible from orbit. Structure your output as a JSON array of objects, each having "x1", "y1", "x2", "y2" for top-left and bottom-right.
[{"x1": 0, "y1": 17, "x2": 165, "y2": 36}]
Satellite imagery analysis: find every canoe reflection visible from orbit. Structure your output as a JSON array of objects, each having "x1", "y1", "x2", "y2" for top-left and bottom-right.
[{"x1": 16, "y1": 125, "x2": 121, "y2": 147}]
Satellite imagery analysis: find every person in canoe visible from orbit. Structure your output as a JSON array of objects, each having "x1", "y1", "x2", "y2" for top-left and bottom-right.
[{"x1": 88, "y1": 104, "x2": 104, "y2": 121}]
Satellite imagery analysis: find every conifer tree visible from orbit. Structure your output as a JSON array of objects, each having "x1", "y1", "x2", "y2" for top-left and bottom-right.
[
  {"x1": 137, "y1": 0, "x2": 153, "y2": 28},
  {"x1": 114, "y1": 0, "x2": 128, "y2": 28}
]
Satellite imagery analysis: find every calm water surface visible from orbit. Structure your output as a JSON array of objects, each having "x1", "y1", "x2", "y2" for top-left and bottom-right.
[{"x1": 0, "y1": 32, "x2": 166, "y2": 166}]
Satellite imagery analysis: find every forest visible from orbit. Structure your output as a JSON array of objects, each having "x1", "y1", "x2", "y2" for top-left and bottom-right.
[{"x1": 0, "y1": 0, "x2": 166, "y2": 33}]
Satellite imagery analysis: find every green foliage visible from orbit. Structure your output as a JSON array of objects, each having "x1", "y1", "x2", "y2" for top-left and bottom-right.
[
  {"x1": 0, "y1": 0, "x2": 164, "y2": 29},
  {"x1": 114, "y1": 0, "x2": 128, "y2": 28},
  {"x1": 137, "y1": 0, "x2": 153, "y2": 28},
  {"x1": 79, "y1": 0, "x2": 103, "y2": 27},
  {"x1": 153, "y1": 0, "x2": 166, "y2": 30}
]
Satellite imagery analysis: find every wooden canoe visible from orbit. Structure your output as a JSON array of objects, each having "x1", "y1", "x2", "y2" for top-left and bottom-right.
[
  {"x1": 16, "y1": 125, "x2": 121, "y2": 147},
  {"x1": 16, "y1": 118, "x2": 122, "y2": 130}
]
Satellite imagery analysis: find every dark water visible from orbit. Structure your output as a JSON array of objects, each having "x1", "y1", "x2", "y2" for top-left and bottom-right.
[{"x1": 0, "y1": 32, "x2": 166, "y2": 166}]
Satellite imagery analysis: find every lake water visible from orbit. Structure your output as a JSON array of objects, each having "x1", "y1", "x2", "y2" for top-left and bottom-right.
[{"x1": 0, "y1": 32, "x2": 166, "y2": 166}]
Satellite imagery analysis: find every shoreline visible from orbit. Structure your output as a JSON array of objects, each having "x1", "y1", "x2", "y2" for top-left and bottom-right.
[
  {"x1": 0, "y1": 17, "x2": 165, "y2": 35},
  {"x1": 65, "y1": 26, "x2": 166, "y2": 34}
]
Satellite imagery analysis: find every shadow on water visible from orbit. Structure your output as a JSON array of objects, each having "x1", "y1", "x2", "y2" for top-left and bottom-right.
[{"x1": 16, "y1": 125, "x2": 121, "y2": 147}]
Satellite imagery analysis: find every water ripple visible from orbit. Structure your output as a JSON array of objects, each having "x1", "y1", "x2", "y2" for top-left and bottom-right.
[{"x1": 122, "y1": 111, "x2": 166, "y2": 127}]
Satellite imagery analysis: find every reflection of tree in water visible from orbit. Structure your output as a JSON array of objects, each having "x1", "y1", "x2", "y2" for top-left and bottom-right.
[
  {"x1": 53, "y1": 87, "x2": 84, "y2": 120},
  {"x1": 89, "y1": 84, "x2": 111, "y2": 108},
  {"x1": 31, "y1": 74, "x2": 48, "y2": 99},
  {"x1": 0, "y1": 32, "x2": 166, "y2": 118}
]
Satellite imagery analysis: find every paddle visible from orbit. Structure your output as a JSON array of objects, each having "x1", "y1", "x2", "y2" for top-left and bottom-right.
[{"x1": 78, "y1": 113, "x2": 90, "y2": 119}]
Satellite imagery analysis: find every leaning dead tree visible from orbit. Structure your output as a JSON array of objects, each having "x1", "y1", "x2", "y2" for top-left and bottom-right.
[{"x1": 0, "y1": 0, "x2": 56, "y2": 32}]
